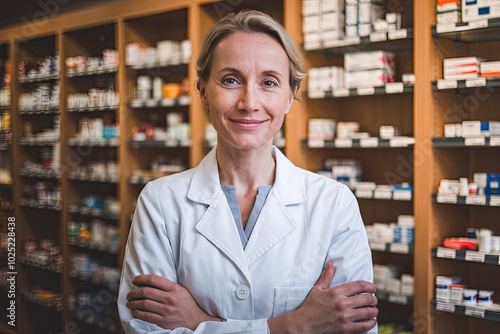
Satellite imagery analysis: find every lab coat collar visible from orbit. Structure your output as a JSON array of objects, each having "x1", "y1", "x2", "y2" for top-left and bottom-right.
[{"x1": 187, "y1": 146, "x2": 306, "y2": 205}]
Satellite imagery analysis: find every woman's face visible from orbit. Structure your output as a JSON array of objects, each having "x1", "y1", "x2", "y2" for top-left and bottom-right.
[{"x1": 199, "y1": 31, "x2": 294, "y2": 151}]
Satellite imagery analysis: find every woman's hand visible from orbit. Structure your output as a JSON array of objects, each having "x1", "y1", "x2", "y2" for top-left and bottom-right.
[
  {"x1": 269, "y1": 261, "x2": 378, "y2": 334},
  {"x1": 126, "y1": 274, "x2": 224, "y2": 330}
]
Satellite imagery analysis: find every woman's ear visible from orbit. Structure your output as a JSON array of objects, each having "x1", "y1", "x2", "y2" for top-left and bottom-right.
[
  {"x1": 199, "y1": 81, "x2": 209, "y2": 110},
  {"x1": 285, "y1": 90, "x2": 295, "y2": 114}
]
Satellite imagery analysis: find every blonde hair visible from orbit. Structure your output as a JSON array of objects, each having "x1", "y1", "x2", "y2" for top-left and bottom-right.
[{"x1": 196, "y1": 10, "x2": 306, "y2": 95}]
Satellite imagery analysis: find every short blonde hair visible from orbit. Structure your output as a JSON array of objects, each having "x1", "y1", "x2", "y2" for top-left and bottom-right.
[{"x1": 196, "y1": 10, "x2": 306, "y2": 95}]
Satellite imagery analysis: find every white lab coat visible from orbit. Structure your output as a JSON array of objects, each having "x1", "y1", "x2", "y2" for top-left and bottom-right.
[{"x1": 118, "y1": 147, "x2": 376, "y2": 333}]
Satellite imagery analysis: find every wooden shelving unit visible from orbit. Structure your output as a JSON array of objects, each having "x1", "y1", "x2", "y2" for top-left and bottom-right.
[{"x1": 0, "y1": 0, "x2": 498, "y2": 333}]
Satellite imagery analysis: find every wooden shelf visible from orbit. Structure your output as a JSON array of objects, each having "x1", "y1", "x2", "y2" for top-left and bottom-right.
[
  {"x1": 303, "y1": 137, "x2": 415, "y2": 149},
  {"x1": 67, "y1": 107, "x2": 118, "y2": 114},
  {"x1": 66, "y1": 67, "x2": 118, "y2": 78},
  {"x1": 18, "y1": 75, "x2": 58, "y2": 85},
  {"x1": 433, "y1": 137, "x2": 500, "y2": 148},
  {"x1": 128, "y1": 139, "x2": 192, "y2": 149},
  {"x1": 434, "y1": 18, "x2": 500, "y2": 43},
  {"x1": 433, "y1": 193, "x2": 500, "y2": 207},
  {"x1": 18, "y1": 109, "x2": 59, "y2": 116},
  {"x1": 370, "y1": 241, "x2": 414, "y2": 255},
  {"x1": 307, "y1": 83, "x2": 414, "y2": 99},
  {"x1": 305, "y1": 28, "x2": 414, "y2": 54},
  {"x1": 376, "y1": 291, "x2": 414, "y2": 307},
  {"x1": 432, "y1": 247, "x2": 500, "y2": 266},
  {"x1": 433, "y1": 300, "x2": 500, "y2": 322},
  {"x1": 432, "y1": 77, "x2": 500, "y2": 92}
]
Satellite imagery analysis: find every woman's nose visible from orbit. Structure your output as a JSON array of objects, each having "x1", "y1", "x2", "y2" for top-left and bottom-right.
[{"x1": 237, "y1": 85, "x2": 260, "y2": 112}]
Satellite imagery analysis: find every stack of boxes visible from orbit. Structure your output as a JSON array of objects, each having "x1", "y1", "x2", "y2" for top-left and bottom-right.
[
  {"x1": 307, "y1": 66, "x2": 344, "y2": 97},
  {"x1": 344, "y1": 50, "x2": 396, "y2": 88},
  {"x1": 480, "y1": 61, "x2": 500, "y2": 77},
  {"x1": 444, "y1": 120, "x2": 500, "y2": 138},
  {"x1": 437, "y1": 0, "x2": 462, "y2": 24},
  {"x1": 443, "y1": 57, "x2": 482, "y2": 80},
  {"x1": 373, "y1": 264, "x2": 414, "y2": 297},
  {"x1": 366, "y1": 215, "x2": 415, "y2": 247},
  {"x1": 462, "y1": 0, "x2": 500, "y2": 22}
]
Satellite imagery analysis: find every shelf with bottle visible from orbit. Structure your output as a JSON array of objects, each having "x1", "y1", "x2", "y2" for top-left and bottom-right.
[
  {"x1": 128, "y1": 155, "x2": 186, "y2": 186},
  {"x1": 69, "y1": 290, "x2": 120, "y2": 333},
  {"x1": 67, "y1": 113, "x2": 119, "y2": 147},
  {"x1": 19, "y1": 147, "x2": 61, "y2": 180},
  {"x1": 69, "y1": 252, "x2": 120, "y2": 292},
  {"x1": 20, "y1": 180, "x2": 61, "y2": 211},
  {"x1": 20, "y1": 287, "x2": 63, "y2": 312},
  {"x1": 373, "y1": 264, "x2": 414, "y2": 306},
  {"x1": 19, "y1": 238, "x2": 63, "y2": 274},
  {"x1": 434, "y1": 174, "x2": 500, "y2": 207},
  {"x1": 67, "y1": 219, "x2": 119, "y2": 255},
  {"x1": 67, "y1": 194, "x2": 120, "y2": 221},
  {"x1": 67, "y1": 158, "x2": 119, "y2": 184},
  {"x1": 366, "y1": 215, "x2": 414, "y2": 255},
  {"x1": 434, "y1": 17, "x2": 500, "y2": 42}
]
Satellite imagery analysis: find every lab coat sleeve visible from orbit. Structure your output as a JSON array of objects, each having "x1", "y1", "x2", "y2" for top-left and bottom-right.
[
  {"x1": 326, "y1": 185, "x2": 378, "y2": 334},
  {"x1": 118, "y1": 182, "x2": 271, "y2": 334}
]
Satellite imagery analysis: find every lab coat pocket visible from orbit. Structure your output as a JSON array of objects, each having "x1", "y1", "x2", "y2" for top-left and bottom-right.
[{"x1": 272, "y1": 286, "x2": 313, "y2": 317}]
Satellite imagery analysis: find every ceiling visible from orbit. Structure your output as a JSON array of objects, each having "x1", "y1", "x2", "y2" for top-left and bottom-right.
[{"x1": 0, "y1": 0, "x2": 125, "y2": 30}]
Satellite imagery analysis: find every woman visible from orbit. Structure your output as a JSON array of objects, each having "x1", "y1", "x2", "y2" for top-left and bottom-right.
[{"x1": 118, "y1": 10, "x2": 378, "y2": 334}]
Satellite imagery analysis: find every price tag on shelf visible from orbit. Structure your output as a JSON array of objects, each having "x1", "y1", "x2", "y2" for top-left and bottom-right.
[
  {"x1": 465, "y1": 195, "x2": 486, "y2": 206},
  {"x1": 437, "y1": 247, "x2": 456, "y2": 259},
  {"x1": 339, "y1": 36, "x2": 361, "y2": 46},
  {"x1": 356, "y1": 87, "x2": 375, "y2": 96},
  {"x1": 385, "y1": 82, "x2": 404, "y2": 94},
  {"x1": 308, "y1": 139, "x2": 325, "y2": 148},
  {"x1": 374, "y1": 190, "x2": 392, "y2": 200},
  {"x1": 164, "y1": 140, "x2": 178, "y2": 147},
  {"x1": 146, "y1": 100, "x2": 158, "y2": 108},
  {"x1": 390, "y1": 243, "x2": 410, "y2": 254},
  {"x1": 161, "y1": 98, "x2": 175, "y2": 107},
  {"x1": 436, "y1": 23, "x2": 457, "y2": 33},
  {"x1": 369, "y1": 31, "x2": 387, "y2": 42},
  {"x1": 465, "y1": 251, "x2": 485, "y2": 263},
  {"x1": 490, "y1": 137, "x2": 500, "y2": 146},
  {"x1": 355, "y1": 189, "x2": 373, "y2": 199},
  {"x1": 369, "y1": 241, "x2": 386, "y2": 252},
  {"x1": 334, "y1": 138, "x2": 353, "y2": 148},
  {"x1": 333, "y1": 88, "x2": 350, "y2": 97},
  {"x1": 390, "y1": 137, "x2": 414, "y2": 147},
  {"x1": 393, "y1": 190, "x2": 412, "y2": 201},
  {"x1": 468, "y1": 19, "x2": 488, "y2": 30},
  {"x1": 437, "y1": 79, "x2": 458, "y2": 90},
  {"x1": 465, "y1": 78, "x2": 486, "y2": 87},
  {"x1": 437, "y1": 193, "x2": 458, "y2": 204},
  {"x1": 360, "y1": 137, "x2": 379, "y2": 148},
  {"x1": 465, "y1": 137, "x2": 486, "y2": 146},
  {"x1": 388, "y1": 28, "x2": 408, "y2": 40},
  {"x1": 308, "y1": 91, "x2": 326, "y2": 99},
  {"x1": 436, "y1": 301, "x2": 455, "y2": 313},
  {"x1": 465, "y1": 307, "x2": 485, "y2": 319},
  {"x1": 389, "y1": 294, "x2": 408, "y2": 305},
  {"x1": 490, "y1": 196, "x2": 500, "y2": 207}
]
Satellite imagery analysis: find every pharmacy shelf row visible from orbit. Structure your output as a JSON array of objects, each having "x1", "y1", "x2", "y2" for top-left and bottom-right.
[{"x1": 432, "y1": 247, "x2": 500, "y2": 266}]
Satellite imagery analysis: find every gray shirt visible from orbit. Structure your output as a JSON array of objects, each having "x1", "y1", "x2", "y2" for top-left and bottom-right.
[{"x1": 220, "y1": 185, "x2": 272, "y2": 249}]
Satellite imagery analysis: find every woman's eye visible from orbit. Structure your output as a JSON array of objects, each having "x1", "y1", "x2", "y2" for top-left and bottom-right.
[
  {"x1": 263, "y1": 80, "x2": 277, "y2": 87},
  {"x1": 223, "y1": 78, "x2": 238, "y2": 85}
]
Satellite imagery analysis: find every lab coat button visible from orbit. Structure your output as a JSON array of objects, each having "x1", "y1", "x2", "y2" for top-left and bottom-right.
[{"x1": 236, "y1": 285, "x2": 250, "y2": 300}]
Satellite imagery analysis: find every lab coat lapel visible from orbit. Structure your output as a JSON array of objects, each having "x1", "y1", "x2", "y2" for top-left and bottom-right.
[
  {"x1": 188, "y1": 148, "x2": 250, "y2": 280},
  {"x1": 244, "y1": 147, "x2": 306, "y2": 267},
  {"x1": 244, "y1": 189, "x2": 296, "y2": 267}
]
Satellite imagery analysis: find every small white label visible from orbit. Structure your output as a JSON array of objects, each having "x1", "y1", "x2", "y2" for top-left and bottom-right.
[
  {"x1": 437, "y1": 193, "x2": 458, "y2": 204},
  {"x1": 333, "y1": 88, "x2": 350, "y2": 97},
  {"x1": 388, "y1": 28, "x2": 408, "y2": 40},
  {"x1": 335, "y1": 138, "x2": 353, "y2": 148},
  {"x1": 308, "y1": 139, "x2": 325, "y2": 148},
  {"x1": 465, "y1": 251, "x2": 485, "y2": 263},
  {"x1": 390, "y1": 244, "x2": 410, "y2": 254},
  {"x1": 385, "y1": 82, "x2": 405, "y2": 94},
  {"x1": 161, "y1": 98, "x2": 175, "y2": 107},
  {"x1": 437, "y1": 247, "x2": 456, "y2": 259},
  {"x1": 369, "y1": 241, "x2": 386, "y2": 252},
  {"x1": 490, "y1": 196, "x2": 500, "y2": 207},
  {"x1": 390, "y1": 137, "x2": 413, "y2": 147},
  {"x1": 436, "y1": 302, "x2": 455, "y2": 313},
  {"x1": 131, "y1": 100, "x2": 143, "y2": 108},
  {"x1": 355, "y1": 190, "x2": 373, "y2": 199},
  {"x1": 393, "y1": 190, "x2": 412, "y2": 201},
  {"x1": 370, "y1": 31, "x2": 387, "y2": 42},
  {"x1": 436, "y1": 23, "x2": 457, "y2": 33},
  {"x1": 164, "y1": 140, "x2": 178, "y2": 147},
  {"x1": 374, "y1": 190, "x2": 392, "y2": 200},
  {"x1": 339, "y1": 37, "x2": 361, "y2": 46},
  {"x1": 468, "y1": 19, "x2": 488, "y2": 30},
  {"x1": 357, "y1": 87, "x2": 376, "y2": 96},
  {"x1": 465, "y1": 195, "x2": 486, "y2": 206},
  {"x1": 437, "y1": 79, "x2": 458, "y2": 90},
  {"x1": 465, "y1": 307, "x2": 485, "y2": 319},
  {"x1": 146, "y1": 100, "x2": 158, "y2": 108},
  {"x1": 465, "y1": 137, "x2": 486, "y2": 146},
  {"x1": 308, "y1": 91, "x2": 326, "y2": 99},
  {"x1": 465, "y1": 78, "x2": 486, "y2": 87},
  {"x1": 489, "y1": 137, "x2": 500, "y2": 146},
  {"x1": 389, "y1": 294, "x2": 408, "y2": 305},
  {"x1": 360, "y1": 137, "x2": 379, "y2": 148}
]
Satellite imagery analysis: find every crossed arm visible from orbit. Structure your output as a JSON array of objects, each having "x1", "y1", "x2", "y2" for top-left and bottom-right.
[{"x1": 126, "y1": 261, "x2": 378, "y2": 334}]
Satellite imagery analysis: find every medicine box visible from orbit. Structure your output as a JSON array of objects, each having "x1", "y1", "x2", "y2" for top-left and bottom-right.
[
  {"x1": 487, "y1": 173, "x2": 500, "y2": 196},
  {"x1": 437, "y1": 10, "x2": 462, "y2": 24},
  {"x1": 444, "y1": 56, "x2": 482, "y2": 68},
  {"x1": 461, "y1": 120, "x2": 500, "y2": 137},
  {"x1": 345, "y1": 3, "x2": 359, "y2": 26},
  {"x1": 303, "y1": 0, "x2": 321, "y2": 16},
  {"x1": 308, "y1": 118, "x2": 336, "y2": 140},
  {"x1": 462, "y1": 0, "x2": 500, "y2": 22},
  {"x1": 320, "y1": 0, "x2": 344, "y2": 13},
  {"x1": 437, "y1": 0, "x2": 462, "y2": 12},
  {"x1": 345, "y1": 50, "x2": 396, "y2": 72},
  {"x1": 358, "y1": 1, "x2": 384, "y2": 24},
  {"x1": 480, "y1": 61, "x2": 500, "y2": 77},
  {"x1": 345, "y1": 69, "x2": 394, "y2": 88}
]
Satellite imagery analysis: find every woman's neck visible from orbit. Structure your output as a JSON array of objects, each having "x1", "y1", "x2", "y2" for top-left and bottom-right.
[{"x1": 216, "y1": 142, "x2": 275, "y2": 193}]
